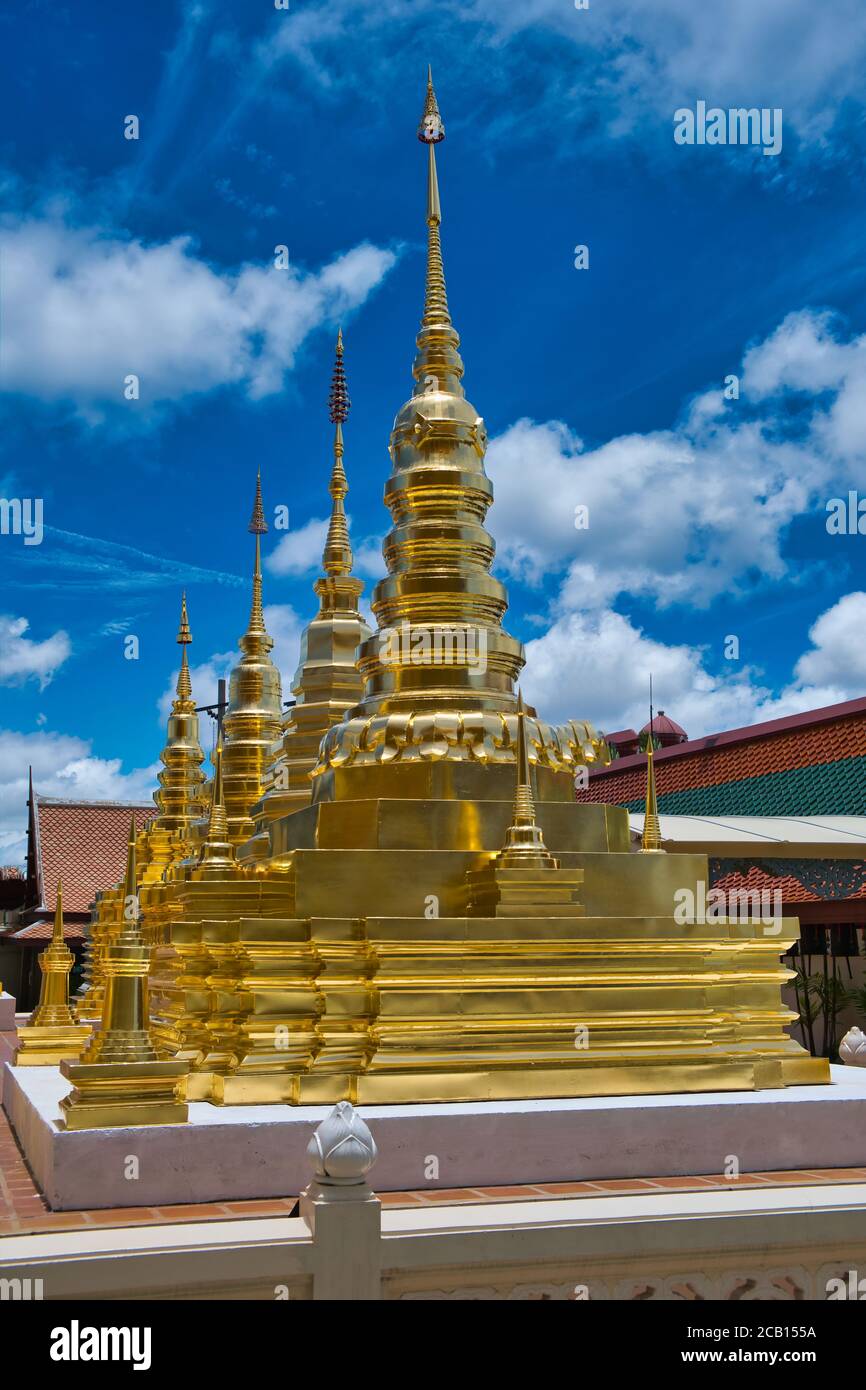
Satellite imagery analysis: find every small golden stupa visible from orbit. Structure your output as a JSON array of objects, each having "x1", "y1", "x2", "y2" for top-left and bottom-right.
[
  {"x1": 55, "y1": 73, "x2": 827, "y2": 1122},
  {"x1": 59, "y1": 818, "x2": 188, "y2": 1129},
  {"x1": 15, "y1": 882, "x2": 91, "y2": 1065}
]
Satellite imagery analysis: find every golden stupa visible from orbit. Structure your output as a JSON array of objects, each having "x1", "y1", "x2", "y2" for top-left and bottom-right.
[{"x1": 65, "y1": 74, "x2": 828, "y2": 1120}]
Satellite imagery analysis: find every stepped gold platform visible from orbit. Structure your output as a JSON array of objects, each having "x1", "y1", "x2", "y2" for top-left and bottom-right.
[{"x1": 149, "y1": 777, "x2": 827, "y2": 1106}]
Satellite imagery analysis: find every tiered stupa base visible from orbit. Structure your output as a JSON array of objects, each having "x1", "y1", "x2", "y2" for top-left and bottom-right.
[
  {"x1": 58, "y1": 1056, "x2": 188, "y2": 1129},
  {"x1": 152, "y1": 764, "x2": 828, "y2": 1106}
]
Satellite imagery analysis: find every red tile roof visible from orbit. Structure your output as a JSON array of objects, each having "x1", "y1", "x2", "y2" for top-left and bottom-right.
[
  {"x1": 12, "y1": 919, "x2": 88, "y2": 942},
  {"x1": 33, "y1": 797, "x2": 156, "y2": 916},
  {"x1": 581, "y1": 697, "x2": 866, "y2": 806},
  {"x1": 712, "y1": 864, "x2": 866, "y2": 905}
]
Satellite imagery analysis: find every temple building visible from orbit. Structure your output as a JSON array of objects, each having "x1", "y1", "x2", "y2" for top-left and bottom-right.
[{"x1": 581, "y1": 696, "x2": 866, "y2": 1058}]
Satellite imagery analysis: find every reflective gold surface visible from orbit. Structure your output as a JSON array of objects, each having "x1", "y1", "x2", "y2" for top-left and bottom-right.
[
  {"x1": 75, "y1": 73, "x2": 828, "y2": 1113},
  {"x1": 248, "y1": 333, "x2": 371, "y2": 841},
  {"x1": 221, "y1": 472, "x2": 284, "y2": 846}
]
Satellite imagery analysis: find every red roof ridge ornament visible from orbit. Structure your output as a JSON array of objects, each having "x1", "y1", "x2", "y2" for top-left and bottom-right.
[{"x1": 418, "y1": 65, "x2": 445, "y2": 143}]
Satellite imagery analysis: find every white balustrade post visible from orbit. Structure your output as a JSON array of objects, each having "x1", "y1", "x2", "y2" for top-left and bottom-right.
[{"x1": 300, "y1": 1100, "x2": 382, "y2": 1300}]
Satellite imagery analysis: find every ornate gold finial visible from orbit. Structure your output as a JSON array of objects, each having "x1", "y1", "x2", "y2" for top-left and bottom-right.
[
  {"x1": 244, "y1": 470, "x2": 271, "y2": 642},
  {"x1": 177, "y1": 591, "x2": 192, "y2": 643},
  {"x1": 416, "y1": 70, "x2": 454, "y2": 348},
  {"x1": 119, "y1": 814, "x2": 141, "y2": 939},
  {"x1": 322, "y1": 328, "x2": 353, "y2": 578},
  {"x1": 497, "y1": 692, "x2": 558, "y2": 870},
  {"x1": 51, "y1": 878, "x2": 65, "y2": 946},
  {"x1": 418, "y1": 65, "x2": 445, "y2": 144},
  {"x1": 175, "y1": 591, "x2": 193, "y2": 702},
  {"x1": 641, "y1": 679, "x2": 665, "y2": 854},
  {"x1": 198, "y1": 736, "x2": 236, "y2": 874},
  {"x1": 249, "y1": 469, "x2": 268, "y2": 535}
]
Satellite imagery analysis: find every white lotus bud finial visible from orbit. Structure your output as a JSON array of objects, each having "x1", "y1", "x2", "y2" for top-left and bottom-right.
[
  {"x1": 839, "y1": 1026, "x2": 866, "y2": 1067},
  {"x1": 307, "y1": 1101, "x2": 377, "y2": 1185}
]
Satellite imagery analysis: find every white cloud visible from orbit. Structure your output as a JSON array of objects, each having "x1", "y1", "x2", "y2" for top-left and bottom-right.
[
  {"x1": 522, "y1": 608, "x2": 769, "y2": 737},
  {"x1": 0, "y1": 615, "x2": 71, "y2": 689},
  {"x1": 266, "y1": 519, "x2": 329, "y2": 576},
  {"x1": 472, "y1": 0, "x2": 866, "y2": 145},
  {"x1": 744, "y1": 309, "x2": 866, "y2": 466},
  {"x1": 487, "y1": 415, "x2": 816, "y2": 609},
  {"x1": 0, "y1": 216, "x2": 397, "y2": 419},
  {"x1": 255, "y1": 0, "x2": 866, "y2": 151},
  {"x1": 0, "y1": 729, "x2": 158, "y2": 867},
  {"x1": 792, "y1": 591, "x2": 866, "y2": 696},
  {"x1": 522, "y1": 594, "x2": 866, "y2": 743},
  {"x1": 486, "y1": 311, "x2": 866, "y2": 614},
  {"x1": 352, "y1": 536, "x2": 386, "y2": 582}
]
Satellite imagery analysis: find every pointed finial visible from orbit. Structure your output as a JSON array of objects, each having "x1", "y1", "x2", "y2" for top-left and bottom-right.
[
  {"x1": 52, "y1": 879, "x2": 64, "y2": 946},
  {"x1": 322, "y1": 329, "x2": 354, "y2": 578},
  {"x1": 175, "y1": 593, "x2": 193, "y2": 702},
  {"x1": 249, "y1": 469, "x2": 268, "y2": 535},
  {"x1": 116, "y1": 813, "x2": 145, "y2": 940},
  {"x1": 516, "y1": 688, "x2": 531, "y2": 790},
  {"x1": 412, "y1": 69, "x2": 461, "y2": 392},
  {"x1": 641, "y1": 676, "x2": 664, "y2": 854},
  {"x1": 244, "y1": 472, "x2": 270, "y2": 641},
  {"x1": 418, "y1": 66, "x2": 445, "y2": 144},
  {"x1": 123, "y1": 813, "x2": 138, "y2": 913},
  {"x1": 328, "y1": 328, "x2": 350, "y2": 424},
  {"x1": 177, "y1": 591, "x2": 192, "y2": 644}
]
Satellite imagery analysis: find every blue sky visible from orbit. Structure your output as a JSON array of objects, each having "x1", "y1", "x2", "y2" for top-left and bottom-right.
[{"x1": 2, "y1": 0, "x2": 866, "y2": 861}]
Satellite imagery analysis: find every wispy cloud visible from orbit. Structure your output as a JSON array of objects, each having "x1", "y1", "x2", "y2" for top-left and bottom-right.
[
  {"x1": 0, "y1": 615, "x2": 70, "y2": 689},
  {"x1": 3, "y1": 526, "x2": 246, "y2": 594}
]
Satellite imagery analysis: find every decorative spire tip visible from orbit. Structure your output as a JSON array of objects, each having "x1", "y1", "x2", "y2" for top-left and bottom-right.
[
  {"x1": 248, "y1": 470, "x2": 268, "y2": 535},
  {"x1": 328, "y1": 329, "x2": 351, "y2": 425},
  {"x1": 418, "y1": 68, "x2": 445, "y2": 143},
  {"x1": 177, "y1": 591, "x2": 192, "y2": 645}
]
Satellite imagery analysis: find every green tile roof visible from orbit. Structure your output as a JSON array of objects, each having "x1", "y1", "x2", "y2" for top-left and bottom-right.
[{"x1": 622, "y1": 754, "x2": 866, "y2": 817}]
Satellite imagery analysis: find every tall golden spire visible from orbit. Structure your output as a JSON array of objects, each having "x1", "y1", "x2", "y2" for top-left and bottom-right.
[
  {"x1": 322, "y1": 329, "x2": 353, "y2": 577},
  {"x1": 197, "y1": 736, "x2": 236, "y2": 875},
  {"x1": 247, "y1": 469, "x2": 269, "y2": 641},
  {"x1": 249, "y1": 332, "x2": 371, "y2": 833},
  {"x1": 413, "y1": 67, "x2": 464, "y2": 400},
  {"x1": 119, "y1": 814, "x2": 140, "y2": 939},
  {"x1": 641, "y1": 685, "x2": 665, "y2": 854},
  {"x1": 313, "y1": 66, "x2": 525, "y2": 764},
  {"x1": 153, "y1": 592, "x2": 207, "y2": 838},
  {"x1": 221, "y1": 472, "x2": 283, "y2": 844},
  {"x1": 176, "y1": 590, "x2": 192, "y2": 700}
]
